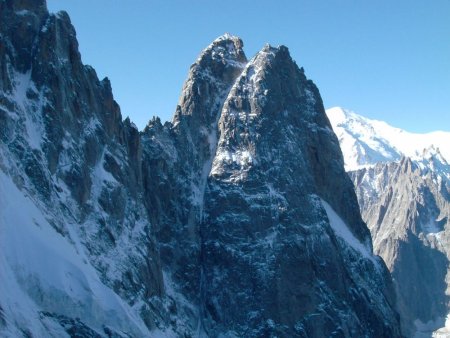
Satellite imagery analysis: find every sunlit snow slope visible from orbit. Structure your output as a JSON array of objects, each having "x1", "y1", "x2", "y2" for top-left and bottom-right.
[
  {"x1": 326, "y1": 107, "x2": 450, "y2": 172},
  {"x1": 0, "y1": 171, "x2": 153, "y2": 337}
]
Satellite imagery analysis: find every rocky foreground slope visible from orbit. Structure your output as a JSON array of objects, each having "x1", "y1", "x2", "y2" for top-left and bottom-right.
[
  {"x1": 327, "y1": 107, "x2": 450, "y2": 337},
  {"x1": 0, "y1": 1, "x2": 401, "y2": 337}
]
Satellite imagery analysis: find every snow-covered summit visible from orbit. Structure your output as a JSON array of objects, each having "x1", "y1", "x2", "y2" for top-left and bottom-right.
[
  {"x1": 326, "y1": 107, "x2": 450, "y2": 173},
  {"x1": 195, "y1": 33, "x2": 246, "y2": 67},
  {"x1": 212, "y1": 32, "x2": 242, "y2": 44}
]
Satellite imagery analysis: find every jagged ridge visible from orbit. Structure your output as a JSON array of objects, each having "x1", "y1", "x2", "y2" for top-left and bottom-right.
[
  {"x1": 330, "y1": 108, "x2": 450, "y2": 336},
  {"x1": 0, "y1": 1, "x2": 402, "y2": 337}
]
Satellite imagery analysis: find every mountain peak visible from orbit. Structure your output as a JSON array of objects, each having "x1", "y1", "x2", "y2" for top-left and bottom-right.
[
  {"x1": 326, "y1": 107, "x2": 450, "y2": 171},
  {"x1": 172, "y1": 34, "x2": 247, "y2": 128},
  {"x1": 326, "y1": 106, "x2": 350, "y2": 123},
  {"x1": 0, "y1": 3, "x2": 402, "y2": 333},
  {"x1": 196, "y1": 33, "x2": 246, "y2": 66},
  {"x1": 212, "y1": 32, "x2": 241, "y2": 44}
]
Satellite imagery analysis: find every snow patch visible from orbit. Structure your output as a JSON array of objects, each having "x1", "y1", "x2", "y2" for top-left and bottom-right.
[
  {"x1": 214, "y1": 148, "x2": 253, "y2": 167},
  {"x1": 90, "y1": 148, "x2": 118, "y2": 208},
  {"x1": 8, "y1": 71, "x2": 45, "y2": 150},
  {"x1": 15, "y1": 10, "x2": 32, "y2": 16},
  {"x1": 422, "y1": 218, "x2": 443, "y2": 236},
  {"x1": 0, "y1": 170, "x2": 150, "y2": 336},
  {"x1": 430, "y1": 314, "x2": 450, "y2": 338},
  {"x1": 321, "y1": 199, "x2": 378, "y2": 267}
]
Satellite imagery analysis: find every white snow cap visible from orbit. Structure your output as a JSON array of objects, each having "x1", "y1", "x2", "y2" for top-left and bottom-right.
[
  {"x1": 214, "y1": 32, "x2": 240, "y2": 42},
  {"x1": 326, "y1": 107, "x2": 450, "y2": 171}
]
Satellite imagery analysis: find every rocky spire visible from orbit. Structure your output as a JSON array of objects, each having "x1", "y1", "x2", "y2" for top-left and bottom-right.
[
  {"x1": 200, "y1": 43, "x2": 399, "y2": 336},
  {"x1": 212, "y1": 43, "x2": 370, "y2": 245},
  {"x1": 172, "y1": 33, "x2": 246, "y2": 128},
  {"x1": 0, "y1": 12, "x2": 403, "y2": 335},
  {"x1": 167, "y1": 33, "x2": 247, "y2": 227}
]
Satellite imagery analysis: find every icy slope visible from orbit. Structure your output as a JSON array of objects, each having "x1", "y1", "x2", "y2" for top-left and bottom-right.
[{"x1": 0, "y1": 170, "x2": 152, "y2": 337}]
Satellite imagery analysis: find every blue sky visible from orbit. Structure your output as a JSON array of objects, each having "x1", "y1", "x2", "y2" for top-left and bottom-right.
[{"x1": 46, "y1": 1, "x2": 450, "y2": 133}]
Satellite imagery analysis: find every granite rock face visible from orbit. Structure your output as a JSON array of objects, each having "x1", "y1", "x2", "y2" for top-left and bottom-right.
[
  {"x1": 349, "y1": 159, "x2": 450, "y2": 337},
  {"x1": 0, "y1": 1, "x2": 163, "y2": 336},
  {"x1": 0, "y1": 1, "x2": 401, "y2": 337},
  {"x1": 327, "y1": 108, "x2": 450, "y2": 337},
  {"x1": 141, "y1": 40, "x2": 402, "y2": 337},
  {"x1": 201, "y1": 45, "x2": 393, "y2": 337}
]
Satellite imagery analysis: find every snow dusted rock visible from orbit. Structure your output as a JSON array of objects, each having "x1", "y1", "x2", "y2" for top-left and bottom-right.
[
  {"x1": 349, "y1": 158, "x2": 450, "y2": 337},
  {"x1": 200, "y1": 44, "x2": 400, "y2": 337},
  {"x1": 1, "y1": 1, "x2": 401, "y2": 337},
  {"x1": 329, "y1": 108, "x2": 450, "y2": 337},
  {"x1": 143, "y1": 41, "x2": 402, "y2": 337},
  {"x1": 0, "y1": 1, "x2": 163, "y2": 336},
  {"x1": 140, "y1": 34, "x2": 249, "y2": 334}
]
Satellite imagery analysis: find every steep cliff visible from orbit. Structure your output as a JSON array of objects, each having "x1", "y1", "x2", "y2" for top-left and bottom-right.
[
  {"x1": 328, "y1": 107, "x2": 450, "y2": 337},
  {"x1": 0, "y1": 0, "x2": 163, "y2": 336},
  {"x1": 350, "y1": 159, "x2": 450, "y2": 337},
  {"x1": 0, "y1": 1, "x2": 401, "y2": 337}
]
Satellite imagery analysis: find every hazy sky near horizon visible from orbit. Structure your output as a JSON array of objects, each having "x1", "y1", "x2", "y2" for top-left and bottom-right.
[{"x1": 46, "y1": 1, "x2": 450, "y2": 133}]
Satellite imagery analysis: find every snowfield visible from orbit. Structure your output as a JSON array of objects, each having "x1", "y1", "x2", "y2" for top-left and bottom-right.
[
  {"x1": 0, "y1": 170, "x2": 151, "y2": 337},
  {"x1": 326, "y1": 107, "x2": 450, "y2": 172}
]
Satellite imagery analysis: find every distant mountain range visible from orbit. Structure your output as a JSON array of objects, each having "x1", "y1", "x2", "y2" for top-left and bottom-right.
[
  {"x1": 328, "y1": 107, "x2": 450, "y2": 337},
  {"x1": 327, "y1": 107, "x2": 450, "y2": 176}
]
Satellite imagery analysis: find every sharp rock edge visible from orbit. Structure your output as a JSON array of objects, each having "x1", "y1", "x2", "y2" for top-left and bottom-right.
[
  {"x1": 328, "y1": 107, "x2": 450, "y2": 337},
  {"x1": 0, "y1": 2, "x2": 401, "y2": 337}
]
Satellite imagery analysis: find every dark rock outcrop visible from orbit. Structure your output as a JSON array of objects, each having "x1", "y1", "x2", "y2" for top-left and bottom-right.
[
  {"x1": 0, "y1": 1, "x2": 401, "y2": 337},
  {"x1": 201, "y1": 44, "x2": 393, "y2": 336},
  {"x1": 0, "y1": 1, "x2": 163, "y2": 336}
]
